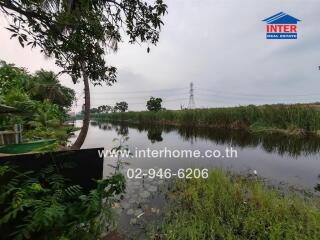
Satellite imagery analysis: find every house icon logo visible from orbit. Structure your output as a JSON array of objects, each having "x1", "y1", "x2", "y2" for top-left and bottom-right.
[{"x1": 262, "y1": 12, "x2": 301, "y2": 39}]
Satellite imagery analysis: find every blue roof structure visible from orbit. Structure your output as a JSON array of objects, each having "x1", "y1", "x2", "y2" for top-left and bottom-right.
[{"x1": 263, "y1": 12, "x2": 301, "y2": 24}]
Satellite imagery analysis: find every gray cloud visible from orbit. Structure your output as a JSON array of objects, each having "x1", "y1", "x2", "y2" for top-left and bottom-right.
[{"x1": 1, "y1": 0, "x2": 319, "y2": 111}]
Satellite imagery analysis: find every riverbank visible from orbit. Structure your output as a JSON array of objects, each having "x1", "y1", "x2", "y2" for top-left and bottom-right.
[
  {"x1": 148, "y1": 169, "x2": 320, "y2": 239},
  {"x1": 93, "y1": 104, "x2": 320, "y2": 136},
  {"x1": 23, "y1": 125, "x2": 80, "y2": 151}
]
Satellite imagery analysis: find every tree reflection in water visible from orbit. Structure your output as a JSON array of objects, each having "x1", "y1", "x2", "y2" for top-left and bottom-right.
[{"x1": 97, "y1": 121, "x2": 320, "y2": 158}]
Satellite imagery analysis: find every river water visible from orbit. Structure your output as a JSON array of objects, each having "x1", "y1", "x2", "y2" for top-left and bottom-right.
[{"x1": 70, "y1": 120, "x2": 320, "y2": 238}]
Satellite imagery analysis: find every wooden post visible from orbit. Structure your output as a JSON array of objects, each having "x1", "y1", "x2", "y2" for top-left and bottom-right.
[
  {"x1": 0, "y1": 134, "x2": 4, "y2": 145},
  {"x1": 14, "y1": 124, "x2": 22, "y2": 144}
]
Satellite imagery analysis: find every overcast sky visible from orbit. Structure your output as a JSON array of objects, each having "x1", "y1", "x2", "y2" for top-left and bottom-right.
[{"x1": 1, "y1": 0, "x2": 320, "y2": 112}]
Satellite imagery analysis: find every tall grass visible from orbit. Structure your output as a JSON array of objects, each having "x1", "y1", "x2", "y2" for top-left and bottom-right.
[
  {"x1": 93, "y1": 104, "x2": 320, "y2": 134},
  {"x1": 149, "y1": 169, "x2": 320, "y2": 240}
]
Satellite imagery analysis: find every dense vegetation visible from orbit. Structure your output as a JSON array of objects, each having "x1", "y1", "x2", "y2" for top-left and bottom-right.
[
  {"x1": 0, "y1": 163, "x2": 125, "y2": 240},
  {"x1": 150, "y1": 169, "x2": 320, "y2": 239},
  {"x1": 0, "y1": 0, "x2": 167, "y2": 150},
  {"x1": 0, "y1": 61, "x2": 75, "y2": 146},
  {"x1": 93, "y1": 104, "x2": 320, "y2": 135}
]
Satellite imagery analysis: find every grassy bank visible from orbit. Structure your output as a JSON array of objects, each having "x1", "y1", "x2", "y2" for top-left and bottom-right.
[
  {"x1": 149, "y1": 169, "x2": 320, "y2": 239},
  {"x1": 93, "y1": 104, "x2": 320, "y2": 135}
]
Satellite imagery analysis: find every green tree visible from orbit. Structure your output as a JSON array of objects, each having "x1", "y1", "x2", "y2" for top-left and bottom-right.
[
  {"x1": 114, "y1": 101, "x2": 128, "y2": 112},
  {"x1": 28, "y1": 70, "x2": 75, "y2": 109},
  {"x1": 0, "y1": 61, "x2": 31, "y2": 94},
  {"x1": 0, "y1": 62, "x2": 74, "y2": 130},
  {"x1": 31, "y1": 100, "x2": 65, "y2": 128},
  {"x1": 97, "y1": 105, "x2": 112, "y2": 113},
  {"x1": 0, "y1": 0, "x2": 168, "y2": 149},
  {"x1": 147, "y1": 96, "x2": 162, "y2": 111}
]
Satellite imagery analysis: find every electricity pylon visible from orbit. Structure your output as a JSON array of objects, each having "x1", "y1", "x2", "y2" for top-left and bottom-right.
[{"x1": 188, "y1": 82, "x2": 195, "y2": 109}]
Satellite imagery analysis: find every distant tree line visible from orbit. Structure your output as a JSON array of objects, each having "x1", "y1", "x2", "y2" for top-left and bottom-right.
[
  {"x1": 89, "y1": 101, "x2": 128, "y2": 114},
  {"x1": 92, "y1": 96, "x2": 166, "y2": 114}
]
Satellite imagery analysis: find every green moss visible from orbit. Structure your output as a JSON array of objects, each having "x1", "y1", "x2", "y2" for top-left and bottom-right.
[{"x1": 149, "y1": 169, "x2": 320, "y2": 240}]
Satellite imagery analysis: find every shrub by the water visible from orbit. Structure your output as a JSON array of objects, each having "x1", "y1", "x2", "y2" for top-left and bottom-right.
[{"x1": 0, "y1": 164, "x2": 125, "y2": 240}]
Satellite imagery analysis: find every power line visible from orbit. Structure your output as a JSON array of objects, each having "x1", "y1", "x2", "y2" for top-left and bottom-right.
[
  {"x1": 75, "y1": 86, "x2": 320, "y2": 98},
  {"x1": 195, "y1": 92, "x2": 320, "y2": 101},
  {"x1": 196, "y1": 97, "x2": 319, "y2": 105},
  {"x1": 196, "y1": 88, "x2": 320, "y2": 97},
  {"x1": 74, "y1": 84, "x2": 320, "y2": 110},
  {"x1": 75, "y1": 87, "x2": 188, "y2": 95},
  {"x1": 90, "y1": 92, "x2": 189, "y2": 100},
  {"x1": 90, "y1": 98, "x2": 189, "y2": 106}
]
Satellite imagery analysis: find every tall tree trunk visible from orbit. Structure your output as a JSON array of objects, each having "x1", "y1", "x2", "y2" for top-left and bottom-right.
[{"x1": 71, "y1": 71, "x2": 90, "y2": 150}]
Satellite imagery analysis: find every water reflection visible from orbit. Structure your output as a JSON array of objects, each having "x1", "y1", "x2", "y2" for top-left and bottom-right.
[
  {"x1": 177, "y1": 127, "x2": 320, "y2": 157},
  {"x1": 115, "y1": 125, "x2": 129, "y2": 136},
  {"x1": 315, "y1": 175, "x2": 320, "y2": 192},
  {"x1": 147, "y1": 128, "x2": 163, "y2": 143},
  {"x1": 92, "y1": 121, "x2": 320, "y2": 157},
  {"x1": 91, "y1": 121, "x2": 112, "y2": 131}
]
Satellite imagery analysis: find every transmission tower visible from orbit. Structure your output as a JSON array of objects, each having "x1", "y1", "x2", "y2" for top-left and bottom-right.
[{"x1": 188, "y1": 82, "x2": 195, "y2": 109}]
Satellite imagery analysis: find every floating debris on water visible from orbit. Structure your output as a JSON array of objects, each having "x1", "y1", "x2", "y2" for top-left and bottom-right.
[
  {"x1": 137, "y1": 212, "x2": 144, "y2": 218},
  {"x1": 129, "y1": 218, "x2": 137, "y2": 225},
  {"x1": 140, "y1": 191, "x2": 151, "y2": 198},
  {"x1": 127, "y1": 209, "x2": 134, "y2": 215}
]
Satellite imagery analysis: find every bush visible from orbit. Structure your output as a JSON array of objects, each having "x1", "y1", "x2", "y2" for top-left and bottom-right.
[{"x1": 0, "y1": 163, "x2": 125, "y2": 240}]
